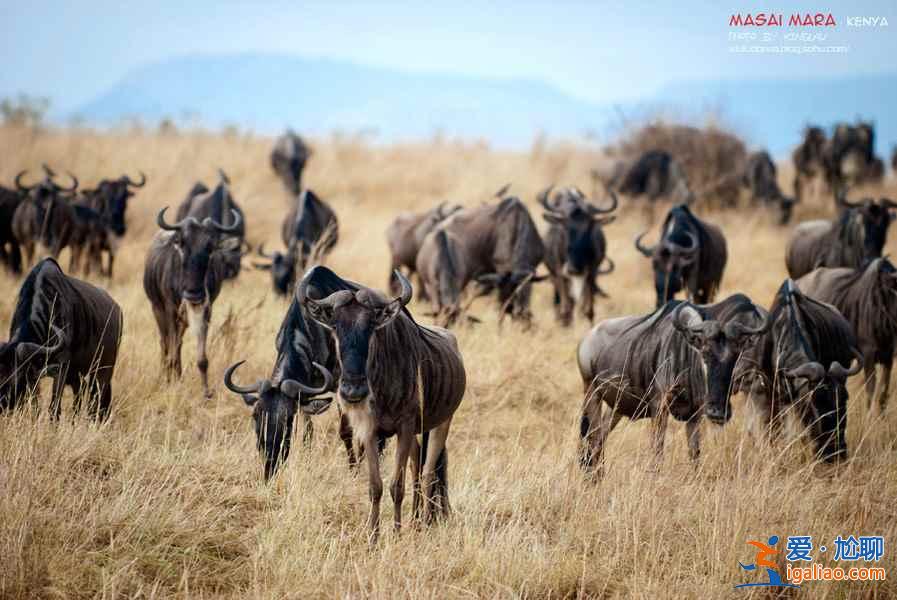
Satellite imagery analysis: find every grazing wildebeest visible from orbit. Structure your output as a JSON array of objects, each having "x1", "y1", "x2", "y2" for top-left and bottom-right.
[
  {"x1": 429, "y1": 193, "x2": 546, "y2": 327},
  {"x1": 0, "y1": 184, "x2": 23, "y2": 273},
  {"x1": 785, "y1": 194, "x2": 896, "y2": 279},
  {"x1": 415, "y1": 227, "x2": 471, "y2": 327},
  {"x1": 797, "y1": 258, "x2": 897, "y2": 412},
  {"x1": 255, "y1": 189, "x2": 339, "y2": 296},
  {"x1": 271, "y1": 130, "x2": 311, "y2": 194},
  {"x1": 617, "y1": 150, "x2": 694, "y2": 206},
  {"x1": 69, "y1": 172, "x2": 146, "y2": 277},
  {"x1": 538, "y1": 185, "x2": 617, "y2": 325},
  {"x1": 577, "y1": 295, "x2": 770, "y2": 475},
  {"x1": 741, "y1": 150, "x2": 795, "y2": 225},
  {"x1": 0, "y1": 258, "x2": 122, "y2": 420},
  {"x1": 386, "y1": 201, "x2": 462, "y2": 298},
  {"x1": 635, "y1": 204, "x2": 728, "y2": 308},
  {"x1": 825, "y1": 121, "x2": 881, "y2": 197},
  {"x1": 143, "y1": 207, "x2": 242, "y2": 397},
  {"x1": 176, "y1": 171, "x2": 246, "y2": 280},
  {"x1": 792, "y1": 125, "x2": 828, "y2": 204},
  {"x1": 12, "y1": 167, "x2": 79, "y2": 266},
  {"x1": 737, "y1": 280, "x2": 862, "y2": 462},
  {"x1": 299, "y1": 267, "x2": 466, "y2": 537}
]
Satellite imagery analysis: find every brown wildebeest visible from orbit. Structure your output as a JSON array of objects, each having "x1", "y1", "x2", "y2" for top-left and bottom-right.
[
  {"x1": 539, "y1": 184, "x2": 617, "y2": 325},
  {"x1": 298, "y1": 266, "x2": 466, "y2": 539},
  {"x1": 792, "y1": 125, "x2": 828, "y2": 204},
  {"x1": 797, "y1": 258, "x2": 897, "y2": 412},
  {"x1": 424, "y1": 191, "x2": 546, "y2": 327},
  {"x1": 386, "y1": 201, "x2": 461, "y2": 298},
  {"x1": 741, "y1": 150, "x2": 795, "y2": 225},
  {"x1": 12, "y1": 167, "x2": 79, "y2": 266},
  {"x1": 785, "y1": 194, "x2": 896, "y2": 279},
  {"x1": 143, "y1": 207, "x2": 242, "y2": 397},
  {"x1": 736, "y1": 280, "x2": 862, "y2": 462},
  {"x1": 0, "y1": 258, "x2": 122, "y2": 420},
  {"x1": 271, "y1": 130, "x2": 311, "y2": 194},
  {"x1": 577, "y1": 294, "x2": 770, "y2": 475},
  {"x1": 635, "y1": 204, "x2": 727, "y2": 308}
]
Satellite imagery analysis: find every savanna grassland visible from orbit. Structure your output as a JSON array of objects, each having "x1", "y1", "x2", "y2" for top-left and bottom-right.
[{"x1": 0, "y1": 125, "x2": 895, "y2": 599}]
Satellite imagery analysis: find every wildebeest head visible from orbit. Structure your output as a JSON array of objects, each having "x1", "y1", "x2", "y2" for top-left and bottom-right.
[
  {"x1": 224, "y1": 360, "x2": 333, "y2": 480},
  {"x1": 254, "y1": 243, "x2": 296, "y2": 296},
  {"x1": 635, "y1": 229, "x2": 699, "y2": 307},
  {"x1": 837, "y1": 193, "x2": 897, "y2": 259},
  {"x1": 539, "y1": 185, "x2": 617, "y2": 276},
  {"x1": 16, "y1": 166, "x2": 78, "y2": 207},
  {"x1": 93, "y1": 172, "x2": 146, "y2": 236},
  {"x1": 299, "y1": 269, "x2": 412, "y2": 403},
  {"x1": 156, "y1": 207, "x2": 242, "y2": 305},
  {"x1": 672, "y1": 302, "x2": 770, "y2": 425},
  {"x1": 0, "y1": 325, "x2": 64, "y2": 411}
]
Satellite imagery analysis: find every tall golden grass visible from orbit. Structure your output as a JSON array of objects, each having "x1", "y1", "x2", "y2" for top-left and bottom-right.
[{"x1": 0, "y1": 125, "x2": 895, "y2": 599}]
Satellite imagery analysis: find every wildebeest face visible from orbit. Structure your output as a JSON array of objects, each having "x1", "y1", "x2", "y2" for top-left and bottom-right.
[
  {"x1": 302, "y1": 271, "x2": 412, "y2": 403},
  {"x1": 99, "y1": 181, "x2": 134, "y2": 236},
  {"x1": 860, "y1": 200, "x2": 895, "y2": 257},
  {"x1": 254, "y1": 245, "x2": 296, "y2": 296},
  {"x1": 224, "y1": 361, "x2": 332, "y2": 481}
]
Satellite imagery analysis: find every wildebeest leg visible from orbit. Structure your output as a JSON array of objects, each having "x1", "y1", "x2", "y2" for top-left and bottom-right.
[
  {"x1": 105, "y1": 250, "x2": 115, "y2": 279},
  {"x1": 414, "y1": 271, "x2": 430, "y2": 303},
  {"x1": 421, "y1": 419, "x2": 452, "y2": 522},
  {"x1": 69, "y1": 244, "x2": 82, "y2": 274},
  {"x1": 875, "y1": 360, "x2": 892, "y2": 413},
  {"x1": 580, "y1": 389, "x2": 621, "y2": 477},
  {"x1": 863, "y1": 362, "x2": 877, "y2": 412},
  {"x1": 49, "y1": 364, "x2": 69, "y2": 420},
  {"x1": 580, "y1": 277, "x2": 596, "y2": 322},
  {"x1": 686, "y1": 417, "x2": 701, "y2": 462},
  {"x1": 362, "y1": 431, "x2": 384, "y2": 541},
  {"x1": 554, "y1": 275, "x2": 573, "y2": 326},
  {"x1": 94, "y1": 380, "x2": 112, "y2": 422},
  {"x1": 793, "y1": 175, "x2": 803, "y2": 204},
  {"x1": 410, "y1": 436, "x2": 422, "y2": 523},
  {"x1": 338, "y1": 412, "x2": 359, "y2": 468},
  {"x1": 196, "y1": 306, "x2": 212, "y2": 398},
  {"x1": 649, "y1": 399, "x2": 670, "y2": 472},
  {"x1": 390, "y1": 426, "x2": 414, "y2": 532}
]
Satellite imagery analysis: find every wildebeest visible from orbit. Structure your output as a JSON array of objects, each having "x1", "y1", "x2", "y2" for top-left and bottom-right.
[
  {"x1": 0, "y1": 183, "x2": 23, "y2": 273},
  {"x1": 797, "y1": 258, "x2": 897, "y2": 412},
  {"x1": 635, "y1": 204, "x2": 728, "y2": 308},
  {"x1": 577, "y1": 295, "x2": 770, "y2": 474},
  {"x1": 143, "y1": 207, "x2": 242, "y2": 397},
  {"x1": 271, "y1": 130, "x2": 311, "y2": 194},
  {"x1": 298, "y1": 267, "x2": 466, "y2": 537},
  {"x1": 12, "y1": 167, "x2": 79, "y2": 266},
  {"x1": 617, "y1": 150, "x2": 694, "y2": 206},
  {"x1": 0, "y1": 258, "x2": 122, "y2": 420},
  {"x1": 785, "y1": 194, "x2": 896, "y2": 279},
  {"x1": 792, "y1": 125, "x2": 828, "y2": 204},
  {"x1": 737, "y1": 280, "x2": 862, "y2": 462},
  {"x1": 386, "y1": 201, "x2": 462, "y2": 298},
  {"x1": 741, "y1": 150, "x2": 795, "y2": 225},
  {"x1": 825, "y1": 121, "x2": 879, "y2": 195},
  {"x1": 176, "y1": 170, "x2": 246, "y2": 280},
  {"x1": 255, "y1": 189, "x2": 339, "y2": 296},
  {"x1": 539, "y1": 185, "x2": 617, "y2": 325},
  {"x1": 423, "y1": 192, "x2": 546, "y2": 327},
  {"x1": 68, "y1": 172, "x2": 146, "y2": 277}
]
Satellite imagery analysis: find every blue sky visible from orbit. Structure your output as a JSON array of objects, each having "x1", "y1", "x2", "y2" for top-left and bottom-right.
[{"x1": 3, "y1": 0, "x2": 896, "y2": 112}]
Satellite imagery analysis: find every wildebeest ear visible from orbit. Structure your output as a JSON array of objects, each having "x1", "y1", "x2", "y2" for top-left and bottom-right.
[
  {"x1": 374, "y1": 299, "x2": 403, "y2": 330},
  {"x1": 217, "y1": 236, "x2": 242, "y2": 252},
  {"x1": 242, "y1": 394, "x2": 259, "y2": 407},
  {"x1": 542, "y1": 212, "x2": 564, "y2": 225},
  {"x1": 298, "y1": 396, "x2": 333, "y2": 415}
]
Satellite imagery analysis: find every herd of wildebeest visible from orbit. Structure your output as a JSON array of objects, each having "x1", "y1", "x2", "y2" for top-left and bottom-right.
[{"x1": 1, "y1": 121, "x2": 896, "y2": 538}]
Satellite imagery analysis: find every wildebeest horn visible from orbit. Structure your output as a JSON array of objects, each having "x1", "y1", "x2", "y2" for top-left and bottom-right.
[
  {"x1": 392, "y1": 269, "x2": 413, "y2": 306},
  {"x1": 537, "y1": 184, "x2": 557, "y2": 212},
  {"x1": 223, "y1": 360, "x2": 263, "y2": 395},
  {"x1": 41, "y1": 163, "x2": 56, "y2": 178},
  {"x1": 280, "y1": 362, "x2": 334, "y2": 398},
  {"x1": 784, "y1": 362, "x2": 826, "y2": 383},
  {"x1": 204, "y1": 209, "x2": 242, "y2": 233},
  {"x1": 828, "y1": 347, "x2": 864, "y2": 379},
  {"x1": 729, "y1": 306, "x2": 776, "y2": 337},
  {"x1": 586, "y1": 187, "x2": 618, "y2": 215},
  {"x1": 156, "y1": 207, "x2": 183, "y2": 231},
  {"x1": 257, "y1": 243, "x2": 276, "y2": 259},
  {"x1": 494, "y1": 183, "x2": 512, "y2": 198},
  {"x1": 14, "y1": 170, "x2": 36, "y2": 192},
  {"x1": 16, "y1": 324, "x2": 65, "y2": 362},
  {"x1": 218, "y1": 169, "x2": 231, "y2": 185},
  {"x1": 49, "y1": 170, "x2": 79, "y2": 192},
  {"x1": 634, "y1": 231, "x2": 655, "y2": 257},
  {"x1": 672, "y1": 301, "x2": 703, "y2": 333},
  {"x1": 123, "y1": 171, "x2": 147, "y2": 188},
  {"x1": 880, "y1": 197, "x2": 897, "y2": 209},
  {"x1": 597, "y1": 256, "x2": 615, "y2": 275}
]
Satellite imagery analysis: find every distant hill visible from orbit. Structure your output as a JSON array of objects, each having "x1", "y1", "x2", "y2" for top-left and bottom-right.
[{"x1": 69, "y1": 53, "x2": 897, "y2": 156}]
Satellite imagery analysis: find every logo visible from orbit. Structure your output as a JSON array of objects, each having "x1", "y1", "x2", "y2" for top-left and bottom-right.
[{"x1": 735, "y1": 536, "x2": 800, "y2": 589}]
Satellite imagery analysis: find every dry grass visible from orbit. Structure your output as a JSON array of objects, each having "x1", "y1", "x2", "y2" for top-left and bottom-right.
[{"x1": 0, "y1": 125, "x2": 895, "y2": 599}]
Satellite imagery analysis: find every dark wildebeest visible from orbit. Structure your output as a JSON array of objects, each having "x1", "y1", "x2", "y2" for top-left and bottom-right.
[
  {"x1": 736, "y1": 280, "x2": 862, "y2": 462},
  {"x1": 825, "y1": 121, "x2": 880, "y2": 197},
  {"x1": 69, "y1": 172, "x2": 146, "y2": 277},
  {"x1": 0, "y1": 184, "x2": 23, "y2": 273},
  {"x1": 271, "y1": 130, "x2": 311, "y2": 194},
  {"x1": 224, "y1": 268, "x2": 390, "y2": 480},
  {"x1": 741, "y1": 150, "x2": 795, "y2": 225},
  {"x1": 785, "y1": 194, "x2": 896, "y2": 279},
  {"x1": 424, "y1": 193, "x2": 546, "y2": 327},
  {"x1": 386, "y1": 201, "x2": 462, "y2": 298},
  {"x1": 255, "y1": 189, "x2": 339, "y2": 296},
  {"x1": 176, "y1": 171, "x2": 246, "y2": 280},
  {"x1": 635, "y1": 204, "x2": 728, "y2": 308},
  {"x1": 797, "y1": 258, "x2": 897, "y2": 412},
  {"x1": 617, "y1": 150, "x2": 694, "y2": 206},
  {"x1": 0, "y1": 258, "x2": 122, "y2": 420},
  {"x1": 538, "y1": 185, "x2": 617, "y2": 325},
  {"x1": 792, "y1": 125, "x2": 828, "y2": 204},
  {"x1": 12, "y1": 167, "x2": 79, "y2": 266},
  {"x1": 299, "y1": 266, "x2": 466, "y2": 538},
  {"x1": 577, "y1": 295, "x2": 770, "y2": 475},
  {"x1": 143, "y1": 207, "x2": 242, "y2": 397}
]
